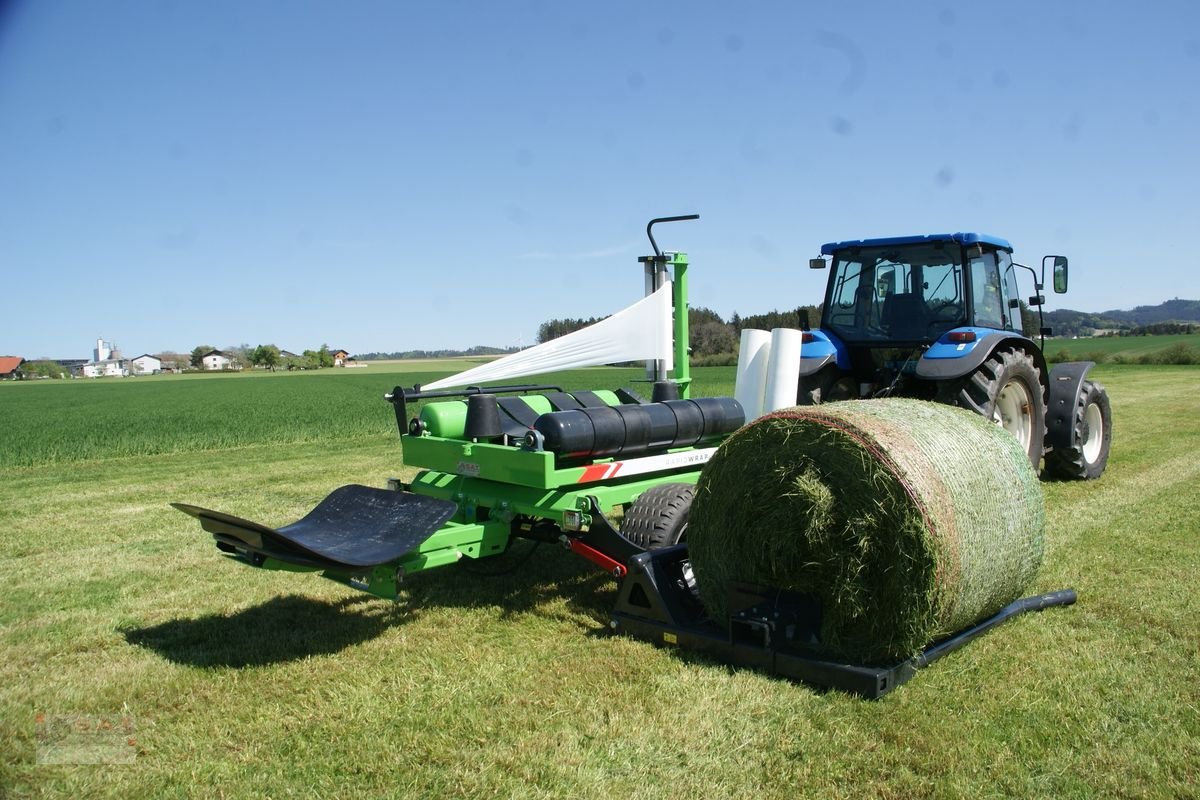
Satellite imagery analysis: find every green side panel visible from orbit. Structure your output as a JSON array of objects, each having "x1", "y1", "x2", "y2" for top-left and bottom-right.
[
  {"x1": 672, "y1": 252, "x2": 691, "y2": 398},
  {"x1": 420, "y1": 400, "x2": 467, "y2": 438},
  {"x1": 402, "y1": 435, "x2": 560, "y2": 487},
  {"x1": 409, "y1": 467, "x2": 703, "y2": 523}
]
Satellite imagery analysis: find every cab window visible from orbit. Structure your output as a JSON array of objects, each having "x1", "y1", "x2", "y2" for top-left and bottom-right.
[{"x1": 969, "y1": 251, "x2": 1005, "y2": 329}]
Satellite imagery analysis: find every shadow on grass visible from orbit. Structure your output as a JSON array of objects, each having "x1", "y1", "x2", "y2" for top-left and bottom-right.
[
  {"x1": 122, "y1": 594, "x2": 406, "y2": 667},
  {"x1": 123, "y1": 542, "x2": 616, "y2": 668}
]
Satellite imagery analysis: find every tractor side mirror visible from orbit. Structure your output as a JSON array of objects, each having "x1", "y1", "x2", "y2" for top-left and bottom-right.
[
  {"x1": 1028, "y1": 295, "x2": 1045, "y2": 306},
  {"x1": 1045, "y1": 255, "x2": 1068, "y2": 293},
  {"x1": 809, "y1": 258, "x2": 827, "y2": 269}
]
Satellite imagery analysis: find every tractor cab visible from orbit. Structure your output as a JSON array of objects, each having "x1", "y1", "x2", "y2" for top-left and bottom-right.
[{"x1": 814, "y1": 233, "x2": 1024, "y2": 345}]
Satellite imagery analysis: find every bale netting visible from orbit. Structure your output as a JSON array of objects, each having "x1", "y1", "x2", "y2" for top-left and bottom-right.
[{"x1": 688, "y1": 398, "x2": 1045, "y2": 664}]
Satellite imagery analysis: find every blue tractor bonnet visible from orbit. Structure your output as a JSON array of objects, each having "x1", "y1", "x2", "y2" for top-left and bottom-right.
[{"x1": 820, "y1": 232, "x2": 1014, "y2": 255}]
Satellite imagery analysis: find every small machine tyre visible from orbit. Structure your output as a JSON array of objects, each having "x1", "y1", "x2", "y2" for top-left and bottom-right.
[
  {"x1": 620, "y1": 483, "x2": 694, "y2": 550},
  {"x1": 1045, "y1": 380, "x2": 1112, "y2": 480},
  {"x1": 798, "y1": 366, "x2": 856, "y2": 406},
  {"x1": 937, "y1": 347, "x2": 1046, "y2": 469}
]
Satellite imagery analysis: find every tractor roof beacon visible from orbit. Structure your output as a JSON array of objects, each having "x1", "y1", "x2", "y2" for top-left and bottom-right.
[{"x1": 803, "y1": 232, "x2": 1111, "y2": 479}]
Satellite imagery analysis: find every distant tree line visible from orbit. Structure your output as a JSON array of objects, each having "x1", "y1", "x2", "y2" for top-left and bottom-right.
[
  {"x1": 187, "y1": 343, "x2": 341, "y2": 371},
  {"x1": 1100, "y1": 322, "x2": 1196, "y2": 337},
  {"x1": 536, "y1": 317, "x2": 608, "y2": 344},
  {"x1": 355, "y1": 345, "x2": 520, "y2": 361}
]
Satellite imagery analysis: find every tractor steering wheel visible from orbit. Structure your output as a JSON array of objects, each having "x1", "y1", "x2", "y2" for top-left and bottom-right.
[{"x1": 929, "y1": 302, "x2": 963, "y2": 323}]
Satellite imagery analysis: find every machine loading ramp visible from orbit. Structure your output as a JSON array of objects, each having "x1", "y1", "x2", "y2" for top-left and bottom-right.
[{"x1": 172, "y1": 484, "x2": 457, "y2": 571}]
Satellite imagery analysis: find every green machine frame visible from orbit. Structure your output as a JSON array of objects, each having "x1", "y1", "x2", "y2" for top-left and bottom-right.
[{"x1": 176, "y1": 214, "x2": 730, "y2": 599}]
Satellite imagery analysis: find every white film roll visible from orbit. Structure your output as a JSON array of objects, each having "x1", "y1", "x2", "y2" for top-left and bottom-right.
[
  {"x1": 762, "y1": 328, "x2": 804, "y2": 413},
  {"x1": 733, "y1": 329, "x2": 771, "y2": 420}
]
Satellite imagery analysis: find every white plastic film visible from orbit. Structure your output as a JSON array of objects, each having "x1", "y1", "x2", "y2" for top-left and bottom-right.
[
  {"x1": 733, "y1": 329, "x2": 771, "y2": 420},
  {"x1": 422, "y1": 282, "x2": 675, "y2": 391},
  {"x1": 761, "y1": 328, "x2": 803, "y2": 413}
]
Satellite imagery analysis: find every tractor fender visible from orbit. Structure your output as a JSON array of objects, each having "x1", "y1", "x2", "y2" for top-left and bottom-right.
[
  {"x1": 916, "y1": 331, "x2": 1049, "y2": 392},
  {"x1": 1045, "y1": 361, "x2": 1095, "y2": 451},
  {"x1": 798, "y1": 330, "x2": 848, "y2": 376}
]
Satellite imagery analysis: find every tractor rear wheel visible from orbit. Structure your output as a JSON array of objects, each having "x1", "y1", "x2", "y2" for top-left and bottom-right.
[
  {"x1": 1045, "y1": 380, "x2": 1112, "y2": 480},
  {"x1": 620, "y1": 483, "x2": 694, "y2": 550},
  {"x1": 937, "y1": 347, "x2": 1045, "y2": 470},
  {"x1": 798, "y1": 366, "x2": 856, "y2": 405}
]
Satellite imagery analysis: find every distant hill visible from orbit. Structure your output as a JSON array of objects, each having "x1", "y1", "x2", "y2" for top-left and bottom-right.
[
  {"x1": 1097, "y1": 298, "x2": 1200, "y2": 325},
  {"x1": 1044, "y1": 298, "x2": 1199, "y2": 338}
]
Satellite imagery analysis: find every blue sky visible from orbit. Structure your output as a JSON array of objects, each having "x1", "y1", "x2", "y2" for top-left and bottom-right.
[{"x1": 2, "y1": 1, "x2": 1198, "y2": 359}]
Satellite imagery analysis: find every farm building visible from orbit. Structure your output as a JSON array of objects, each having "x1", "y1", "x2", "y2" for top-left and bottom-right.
[
  {"x1": 201, "y1": 350, "x2": 239, "y2": 371},
  {"x1": 75, "y1": 339, "x2": 128, "y2": 377},
  {"x1": 77, "y1": 360, "x2": 127, "y2": 378},
  {"x1": 0, "y1": 356, "x2": 24, "y2": 380},
  {"x1": 130, "y1": 354, "x2": 162, "y2": 374},
  {"x1": 331, "y1": 349, "x2": 350, "y2": 366}
]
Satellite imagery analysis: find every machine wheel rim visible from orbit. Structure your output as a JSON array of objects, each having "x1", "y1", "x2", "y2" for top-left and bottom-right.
[
  {"x1": 1081, "y1": 400, "x2": 1104, "y2": 464},
  {"x1": 993, "y1": 379, "x2": 1033, "y2": 450}
]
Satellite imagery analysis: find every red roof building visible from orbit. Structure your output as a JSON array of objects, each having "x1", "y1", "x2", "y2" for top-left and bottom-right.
[{"x1": 0, "y1": 356, "x2": 24, "y2": 379}]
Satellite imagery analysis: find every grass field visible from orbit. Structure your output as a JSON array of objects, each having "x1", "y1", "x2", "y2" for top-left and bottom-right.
[
  {"x1": 1044, "y1": 332, "x2": 1199, "y2": 363},
  {"x1": 2, "y1": 364, "x2": 1197, "y2": 798}
]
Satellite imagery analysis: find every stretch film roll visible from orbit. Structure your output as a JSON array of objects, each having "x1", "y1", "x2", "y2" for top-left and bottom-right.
[
  {"x1": 422, "y1": 283, "x2": 674, "y2": 391},
  {"x1": 733, "y1": 329, "x2": 771, "y2": 420},
  {"x1": 761, "y1": 328, "x2": 803, "y2": 413}
]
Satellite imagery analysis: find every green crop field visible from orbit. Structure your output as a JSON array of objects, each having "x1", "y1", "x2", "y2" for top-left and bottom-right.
[
  {"x1": 2, "y1": 364, "x2": 1197, "y2": 798},
  {"x1": 1044, "y1": 332, "x2": 1199, "y2": 364}
]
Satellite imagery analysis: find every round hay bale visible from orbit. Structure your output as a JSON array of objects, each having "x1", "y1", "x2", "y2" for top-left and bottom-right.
[{"x1": 688, "y1": 398, "x2": 1044, "y2": 664}]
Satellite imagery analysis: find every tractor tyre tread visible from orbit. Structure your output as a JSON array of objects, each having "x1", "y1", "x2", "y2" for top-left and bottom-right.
[
  {"x1": 1044, "y1": 380, "x2": 1112, "y2": 480},
  {"x1": 936, "y1": 346, "x2": 1046, "y2": 470}
]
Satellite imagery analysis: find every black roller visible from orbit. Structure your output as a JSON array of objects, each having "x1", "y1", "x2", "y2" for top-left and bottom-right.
[
  {"x1": 614, "y1": 405, "x2": 653, "y2": 456},
  {"x1": 692, "y1": 396, "x2": 745, "y2": 438},
  {"x1": 665, "y1": 400, "x2": 705, "y2": 447},
  {"x1": 643, "y1": 401, "x2": 681, "y2": 449},
  {"x1": 582, "y1": 405, "x2": 626, "y2": 458},
  {"x1": 532, "y1": 397, "x2": 744, "y2": 459},
  {"x1": 534, "y1": 409, "x2": 594, "y2": 457}
]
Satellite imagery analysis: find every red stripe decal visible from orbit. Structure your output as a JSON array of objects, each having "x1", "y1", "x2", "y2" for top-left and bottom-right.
[{"x1": 578, "y1": 464, "x2": 610, "y2": 483}]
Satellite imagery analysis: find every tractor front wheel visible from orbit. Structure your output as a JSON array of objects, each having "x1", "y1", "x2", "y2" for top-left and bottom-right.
[
  {"x1": 1045, "y1": 380, "x2": 1112, "y2": 480},
  {"x1": 620, "y1": 483, "x2": 694, "y2": 550},
  {"x1": 937, "y1": 347, "x2": 1045, "y2": 470}
]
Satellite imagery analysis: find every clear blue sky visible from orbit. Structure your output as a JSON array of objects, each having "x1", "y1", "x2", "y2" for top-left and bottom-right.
[{"x1": 2, "y1": 1, "x2": 1198, "y2": 359}]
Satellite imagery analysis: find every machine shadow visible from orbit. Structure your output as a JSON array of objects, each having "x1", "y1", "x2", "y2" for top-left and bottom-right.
[
  {"x1": 123, "y1": 543, "x2": 617, "y2": 668},
  {"x1": 121, "y1": 594, "x2": 407, "y2": 668}
]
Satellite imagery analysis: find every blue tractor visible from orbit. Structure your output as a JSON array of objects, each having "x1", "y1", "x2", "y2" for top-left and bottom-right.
[{"x1": 801, "y1": 232, "x2": 1111, "y2": 479}]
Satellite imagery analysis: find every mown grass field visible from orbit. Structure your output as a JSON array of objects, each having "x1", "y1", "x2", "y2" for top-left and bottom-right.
[{"x1": 1, "y1": 363, "x2": 1197, "y2": 798}]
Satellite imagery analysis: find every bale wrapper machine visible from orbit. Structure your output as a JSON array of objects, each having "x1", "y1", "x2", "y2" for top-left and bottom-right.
[
  {"x1": 175, "y1": 215, "x2": 739, "y2": 597},
  {"x1": 175, "y1": 216, "x2": 1075, "y2": 698}
]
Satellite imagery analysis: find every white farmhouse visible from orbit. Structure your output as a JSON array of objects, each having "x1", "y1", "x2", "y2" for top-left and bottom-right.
[
  {"x1": 201, "y1": 350, "x2": 236, "y2": 370},
  {"x1": 130, "y1": 354, "x2": 162, "y2": 375},
  {"x1": 79, "y1": 361, "x2": 127, "y2": 378}
]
